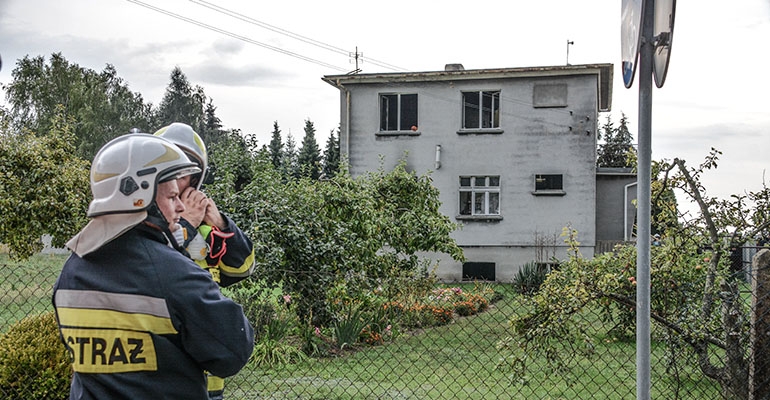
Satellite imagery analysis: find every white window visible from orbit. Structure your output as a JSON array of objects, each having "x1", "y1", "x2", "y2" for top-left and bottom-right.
[
  {"x1": 380, "y1": 93, "x2": 418, "y2": 131},
  {"x1": 462, "y1": 91, "x2": 500, "y2": 129},
  {"x1": 459, "y1": 176, "x2": 500, "y2": 216}
]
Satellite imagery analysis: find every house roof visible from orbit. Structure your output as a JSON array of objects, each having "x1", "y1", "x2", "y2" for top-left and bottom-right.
[{"x1": 322, "y1": 63, "x2": 613, "y2": 112}]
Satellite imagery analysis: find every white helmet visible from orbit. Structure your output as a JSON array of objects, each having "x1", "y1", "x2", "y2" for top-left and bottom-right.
[
  {"x1": 87, "y1": 133, "x2": 200, "y2": 217},
  {"x1": 153, "y1": 122, "x2": 208, "y2": 189}
]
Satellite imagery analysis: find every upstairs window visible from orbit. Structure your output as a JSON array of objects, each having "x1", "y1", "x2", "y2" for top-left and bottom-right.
[
  {"x1": 380, "y1": 93, "x2": 418, "y2": 131},
  {"x1": 459, "y1": 176, "x2": 500, "y2": 216},
  {"x1": 462, "y1": 91, "x2": 500, "y2": 129}
]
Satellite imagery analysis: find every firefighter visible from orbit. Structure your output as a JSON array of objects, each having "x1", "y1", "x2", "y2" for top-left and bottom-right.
[
  {"x1": 53, "y1": 133, "x2": 254, "y2": 399},
  {"x1": 154, "y1": 122, "x2": 256, "y2": 399}
]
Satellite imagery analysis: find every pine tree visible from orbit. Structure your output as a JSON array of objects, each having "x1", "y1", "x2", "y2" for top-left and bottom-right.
[
  {"x1": 597, "y1": 113, "x2": 635, "y2": 168},
  {"x1": 268, "y1": 121, "x2": 283, "y2": 170},
  {"x1": 297, "y1": 119, "x2": 321, "y2": 179},
  {"x1": 202, "y1": 98, "x2": 223, "y2": 147},
  {"x1": 322, "y1": 127, "x2": 340, "y2": 178},
  {"x1": 282, "y1": 132, "x2": 299, "y2": 179},
  {"x1": 157, "y1": 67, "x2": 205, "y2": 130}
]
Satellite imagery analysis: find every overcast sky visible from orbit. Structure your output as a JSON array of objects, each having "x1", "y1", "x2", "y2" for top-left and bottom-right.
[{"x1": 1, "y1": 0, "x2": 769, "y2": 209}]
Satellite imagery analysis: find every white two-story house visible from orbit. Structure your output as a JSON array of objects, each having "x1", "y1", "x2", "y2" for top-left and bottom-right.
[{"x1": 323, "y1": 63, "x2": 631, "y2": 282}]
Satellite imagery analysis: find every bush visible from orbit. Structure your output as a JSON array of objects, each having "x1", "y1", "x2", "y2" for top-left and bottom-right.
[
  {"x1": 512, "y1": 261, "x2": 549, "y2": 296},
  {"x1": 0, "y1": 311, "x2": 71, "y2": 399}
]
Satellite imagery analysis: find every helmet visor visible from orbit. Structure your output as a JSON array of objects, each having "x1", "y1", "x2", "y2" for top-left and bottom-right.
[{"x1": 158, "y1": 165, "x2": 201, "y2": 183}]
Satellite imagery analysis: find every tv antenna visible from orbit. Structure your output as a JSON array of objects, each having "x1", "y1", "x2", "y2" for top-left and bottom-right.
[{"x1": 347, "y1": 46, "x2": 363, "y2": 74}]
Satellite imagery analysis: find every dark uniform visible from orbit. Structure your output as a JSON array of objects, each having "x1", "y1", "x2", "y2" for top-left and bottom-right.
[
  {"x1": 53, "y1": 224, "x2": 254, "y2": 400},
  {"x1": 177, "y1": 214, "x2": 255, "y2": 287}
]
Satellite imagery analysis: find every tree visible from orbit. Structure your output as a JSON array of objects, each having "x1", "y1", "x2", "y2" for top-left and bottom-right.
[
  {"x1": 322, "y1": 127, "x2": 340, "y2": 178},
  {"x1": 297, "y1": 119, "x2": 321, "y2": 180},
  {"x1": 0, "y1": 106, "x2": 90, "y2": 259},
  {"x1": 504, "y1": 148, "x2": 770, "y2": 399},
  {"x1": 216, "y1": 157, "x2": 464, "y2": 327},
  {"x1": 597, "y1": 113, "x2": 635, "y2": 168},
  {"x1": 281, "y1": 132, "x2": 299, "y2": 179},
  {"x1": 268, "y1": 121, "x2": 283, "y2": 170},
  {"x1": 3, "y1": 53, "x2": 153, "y2": 160},
  {"x1": 157, "y1": 67, "x2": 206, "y2": 132},
  {"x1": 201, "y1": 97, "x2": 225, "y2": 148}
]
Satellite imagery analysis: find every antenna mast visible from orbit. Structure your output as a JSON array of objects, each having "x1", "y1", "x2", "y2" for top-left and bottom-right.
[{"x1": 348, "y1": 46, "x2": 363, "y2": 74}]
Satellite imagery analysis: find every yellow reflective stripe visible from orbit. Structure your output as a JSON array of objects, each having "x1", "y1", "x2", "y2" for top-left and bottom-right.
[
  {"x1": 55, "y1": 290, "x2": 171, "y2": 319},
  {"x1": 57, "y1": 308, "x2": 177, "y2": 335},
  {"x1": 207, "y1": 374, "x2": 225, "y2": 391},
  {"x1": 61, "y1": 328, "x2": 157, "y2": 373},
  {"x1": 218, "y1": 249, "x2": 255, "y2": 276}
]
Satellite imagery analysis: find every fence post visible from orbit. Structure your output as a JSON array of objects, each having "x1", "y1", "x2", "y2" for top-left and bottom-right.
[{"x1": 750, "y1": 249, "x2": 770, "y2": 400}]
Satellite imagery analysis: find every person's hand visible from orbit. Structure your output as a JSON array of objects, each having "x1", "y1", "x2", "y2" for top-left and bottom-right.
[
  {"x1": 203, "y1": 198, "x2": 226, "y2": 230},
  {"x1": 179, "y1": 186, "x2": 208, "y2": 227}
]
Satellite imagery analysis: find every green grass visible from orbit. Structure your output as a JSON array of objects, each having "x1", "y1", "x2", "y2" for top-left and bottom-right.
[
  {"x1": 0, "y1": 255, "x2": 725, "y2": 399},
  {"x1": 224, "y1": 291, "x2": 722, "y2": 399},
  {"x1": 0, "y1": 253, "x2": 65, "y2": 333}
]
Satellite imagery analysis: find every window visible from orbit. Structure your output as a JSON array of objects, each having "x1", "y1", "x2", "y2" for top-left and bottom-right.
[
  {"x1": 459, "y1": 176, "x2": 500, "y2": 216},
  {"x1": 462, "y1": 91, "x2": 500, "y2": 129},
  {"x1": 380, "y1": 93, "x2": 418, "y2": 131},
  {"x1": 462, "y1": 262, "x2": 496, "y2": 281},
  {"x1": 533, "y1": 174, "x2": 565, "y2": 195}
]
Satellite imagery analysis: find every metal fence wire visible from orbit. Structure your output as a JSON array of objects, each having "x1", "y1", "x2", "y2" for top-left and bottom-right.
[{"x1": 2, "y1": 248, "x2": 769, "y2": 399}]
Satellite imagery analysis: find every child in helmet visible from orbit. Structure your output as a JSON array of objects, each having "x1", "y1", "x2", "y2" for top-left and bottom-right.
[{"x1": 155, "y1": 122, "x2": 256, "y2": 399}]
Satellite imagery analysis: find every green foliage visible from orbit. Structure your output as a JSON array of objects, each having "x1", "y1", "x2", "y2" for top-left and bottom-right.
[
  {"x1": 512, "y1": 261, "x2": 549, "y2": 296},
  {"x1": 321, "y1": 127, "x2": 340, "y2": 178},
  {"x1": 333, "y1": 304, "x2": 368, "y2": 349},
  {"x1": 210, "y1": 152, "x2": 464, "y2": 328},
  {"x1": 268, "y1": 121, "x2": 283, "y2": 170},
  {"x1": 297, "y1": 119, "x2": 321, "y2": 179},
  {"x1": 0, "y1": 311, "x2": 71, "y2": 399},
  {"x1": 4, "y1": 53, "x2": 153, "y2": 160},
  {"x1": 597, "y1": 113, "x2": 635, "y2": 168},
  {"x1": 503, "y1": 149, "x2": 770, "y2": 398},
  {"x1": 0, "y1": 108, "x2": 90, "y2": 259}
]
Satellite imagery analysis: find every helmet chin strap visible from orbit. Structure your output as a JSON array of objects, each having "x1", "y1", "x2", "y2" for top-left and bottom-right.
[{"x1": 145, "y1": 202, "x2": 185, "y2": 252}]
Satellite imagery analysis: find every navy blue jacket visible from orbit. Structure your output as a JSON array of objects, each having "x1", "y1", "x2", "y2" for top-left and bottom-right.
[{"x1": 53, "y1": 223, "x2": 254, "y2": 400}]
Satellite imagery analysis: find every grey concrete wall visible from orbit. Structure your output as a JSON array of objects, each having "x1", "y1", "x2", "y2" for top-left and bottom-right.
[
  {"x1": 596, "y1": 171, "x2": 637, "y2": 241},
  {"x1": 338, "y1": 73, "x2": 602, "y2": 281}
]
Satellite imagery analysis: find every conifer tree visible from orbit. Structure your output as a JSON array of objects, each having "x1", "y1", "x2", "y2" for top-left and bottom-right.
[
  {"x1": 297, "y1": 119, "x2": 321, "y2": 179},
  {"x1": 268, "y1": 121, "x2": 283, "y2": 170},
  {"x1": 322, "y1": 127, "x2": 340, "y2": 178},
  {"x1": 597, "y1": 113, "x2": 635, "y2": 168}
]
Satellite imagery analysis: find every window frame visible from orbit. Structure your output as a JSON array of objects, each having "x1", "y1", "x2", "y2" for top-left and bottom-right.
[
  {"x1": 457, "y1": 175, "x2": 502, "y2": 220},
  {"x1": 532, "y1": 173, "x2": 566, "y2": 196},
  {"x1": 460, "y1": 90, "x2": 502, "y2": 133},
  {"x1": 378, "y1": 93, "x2": 419, "y2": 133}
]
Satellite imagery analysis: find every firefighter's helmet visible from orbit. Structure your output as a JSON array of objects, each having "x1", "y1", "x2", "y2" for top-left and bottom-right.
[
  {"x1": 87, "y1": 133, "x2": 200, "y2": 217},
  {"x1": 153, "y1": 122, "x2": 208, "y2": 189}
]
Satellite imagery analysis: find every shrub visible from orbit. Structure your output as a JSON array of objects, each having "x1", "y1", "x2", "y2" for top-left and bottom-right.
[
  {"x1": 512, "y1": 261, "x2": 549, "y2": 296},
  {"x1": 0, "y1": 311, "x2": 71, "y2": 399}
]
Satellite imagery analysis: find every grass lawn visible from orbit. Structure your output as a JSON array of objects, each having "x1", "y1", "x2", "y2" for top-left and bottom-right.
[
  {"x1": 0, "y1": 254, "x2": 724, "y2": 399},
  {"x1": 224, "y1": 290, "x2": 722, "y2": 399},
  {"x1": 0, "y1": 253, "x2": 65, "y2": 332}
]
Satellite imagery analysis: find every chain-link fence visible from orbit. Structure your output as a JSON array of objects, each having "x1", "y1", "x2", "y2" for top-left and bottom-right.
[{"x1": 2, "y1": 248, "x2": 769, "y2": 399}]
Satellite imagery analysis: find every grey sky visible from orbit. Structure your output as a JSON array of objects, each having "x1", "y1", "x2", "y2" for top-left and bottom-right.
[{"x1": 1, "y1": 0, "x2": 769, "y2": 210}]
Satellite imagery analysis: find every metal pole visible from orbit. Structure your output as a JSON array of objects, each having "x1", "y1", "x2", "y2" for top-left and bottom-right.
[{"x1": 636, "y1": 0, "x2": 654, "y2": 399}]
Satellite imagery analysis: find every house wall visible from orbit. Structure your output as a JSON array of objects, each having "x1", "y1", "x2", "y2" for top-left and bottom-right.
[
  {"x1": 337, "y1": 73, "x2": 602, "y2": 281},
  {"x1": 595, "y1": 172, "x2": 637, "y2": 242}
]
